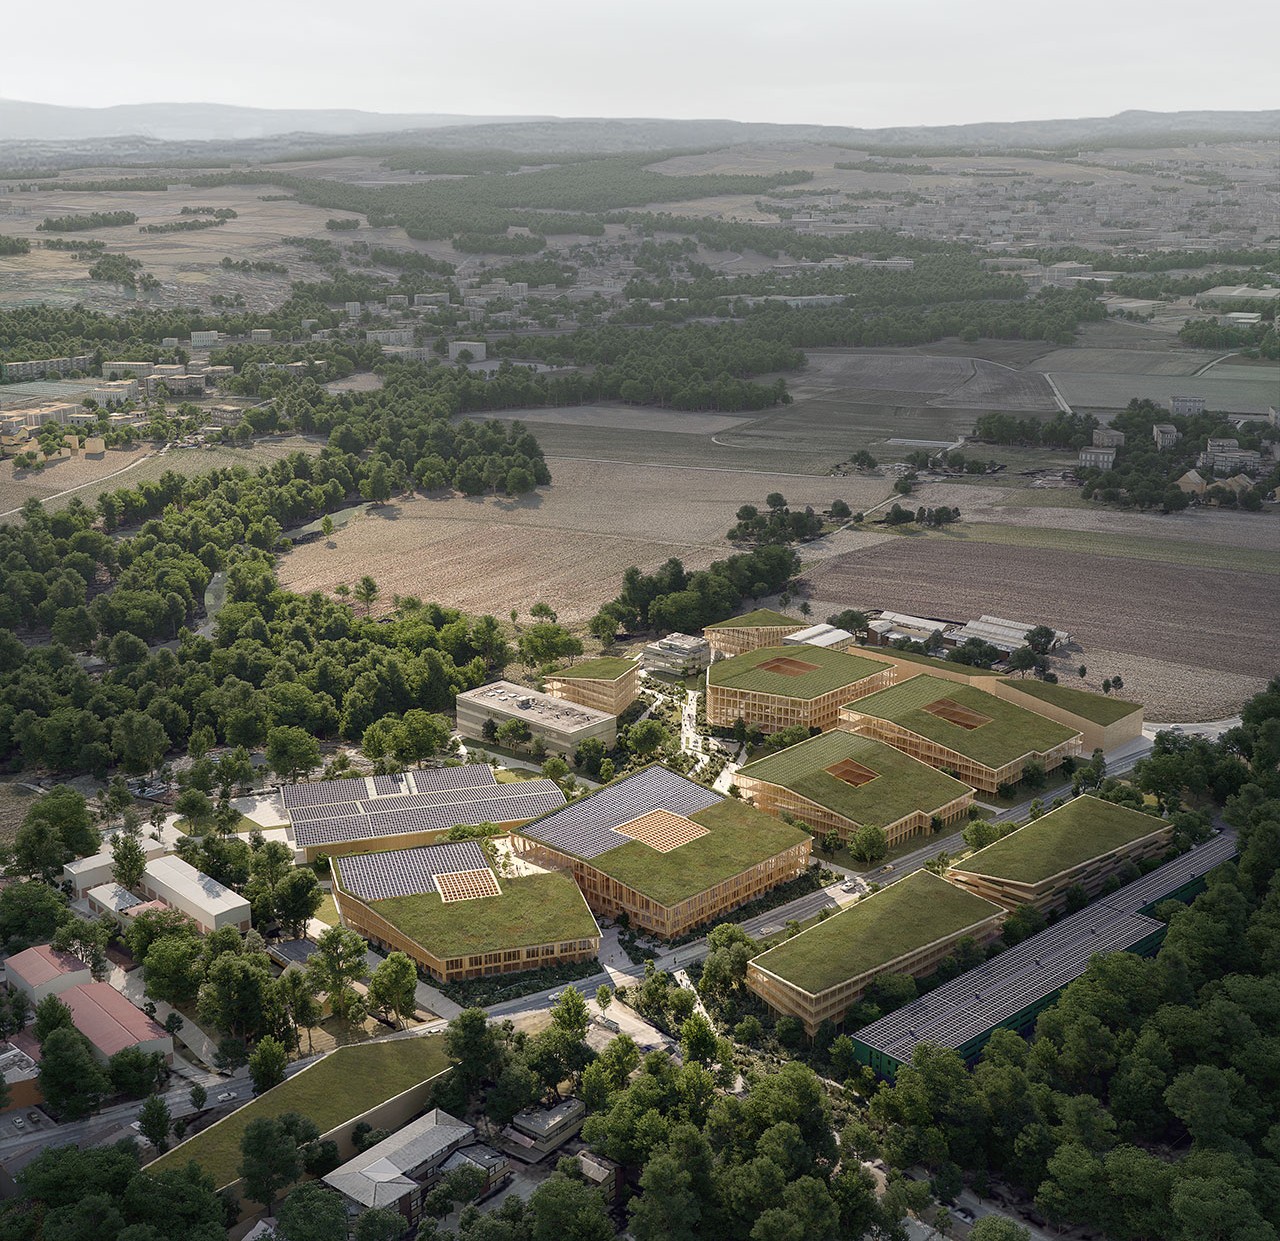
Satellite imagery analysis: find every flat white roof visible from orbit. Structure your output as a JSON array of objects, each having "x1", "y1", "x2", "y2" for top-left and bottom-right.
[{"x1": 144, "y1": 855, "x2": 251, "y2": 918}]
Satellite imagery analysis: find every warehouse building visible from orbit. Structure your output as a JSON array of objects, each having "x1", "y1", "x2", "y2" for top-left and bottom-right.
[
  {"x1": 946, "y1": 796, "x2": 1173, "y2": 914},
  {"x1": 544, "y1": 657, "x2": 639, "y2": 716},
  {"x1": 282, "y1": 765, "x2": 567, "y2": 862},
  {"x1": 703, "y1": 609, "x2": 806, "y2": 657},
  {"x1": 516, "y1": 765, "x2": 812, "y2": 939},
  {"x1": 852, "y1": 832, "x2": 1238, "y2": 1076},
  {"x1": 61, "y1": 982, "x2": 174, "y2": 1064},
  {"x1": 839, "y1": 675, "x2": 1081, "y2": 794},
  {"x1": 4, "y1": 945, "x2": 92, "y2": 1006},
  {"x1": 746, "y1": 871, "x2": 1005, "y2": 1035},
  {"x1": 782, "y1": 622, "x2": 854, "y2": 650},
  {"x1": 949, "y1": 615, "x2": 1069, "y2": 654},
  {"x1": 332, "y1": 840, "x2": 599, "y2": 984},
  {"x1": 707, "y1": 644, "x2": 897, "y2": 733},
  {"x1": 456, "y1": 682, "x2": 616, "y2": 753},
  {"x1": 735, "y1": 730, "x2": 974, "y2": 849},
  {"x1": 140, "y1": 856, "x2": 252, "y2": 934}
]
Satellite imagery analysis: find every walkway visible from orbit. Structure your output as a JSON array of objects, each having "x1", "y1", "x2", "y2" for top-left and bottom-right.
[{"x1": 109, "y1": 963, "x2": 221, "y2": 1067}]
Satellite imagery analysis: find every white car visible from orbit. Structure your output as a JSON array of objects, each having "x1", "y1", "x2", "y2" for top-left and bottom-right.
[
  {"x1": 216, "y1": 1091, "x2": 238, "y2": 1103},
  {"x1": 11, "y1": 1117, "x2": 24, "y2": 1130}
]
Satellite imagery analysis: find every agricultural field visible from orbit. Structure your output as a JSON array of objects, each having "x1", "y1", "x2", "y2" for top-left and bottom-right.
[
  {"x1": 0, "y1": 783, "x2": 37, "y2": 847},
  {"x1": 1047, "y1": 365, "x2": 1279, "y2": 414},
  {"x1": 800, "y1": 538, "x2": 1278, "y2": 720},
  {"x1": 277, "y1": 456, "x2": 892, "y2": 623}
]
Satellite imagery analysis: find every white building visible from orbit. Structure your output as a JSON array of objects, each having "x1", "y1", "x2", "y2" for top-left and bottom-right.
[
  {"x1": 783, "y1": 622, "x2": 854, "y2": 650},
  {"x1": 190, "y1": 331, "x2": 220, "y2": 349},
  {"x1": 641, "y1": 633, "x2": 713, "y2": 676},
  {"x1": 140, "y1": 855, "x2": 251, "y2": 933},
  {"x1": 448, "y1": 341, "x2": 487, "y2": 362}
]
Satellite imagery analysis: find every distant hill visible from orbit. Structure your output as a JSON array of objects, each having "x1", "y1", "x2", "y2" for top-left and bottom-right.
[{"x1": 1, "y1": 98, "x2": 1276, "y2": 151}]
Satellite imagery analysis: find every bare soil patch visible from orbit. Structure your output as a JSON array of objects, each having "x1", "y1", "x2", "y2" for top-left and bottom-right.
[
  {"x1": 0, "y1": 783, "x2": 37, "y2": 847},
  {"x1": 802, "y1": 540, "x2": 1277, "y2": 719}
]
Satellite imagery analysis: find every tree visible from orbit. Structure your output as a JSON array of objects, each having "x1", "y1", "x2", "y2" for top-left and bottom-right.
[
  {"x1": 111, "y1": 711, "x2": 170, "y2": 775},
  {"x1": 307, "y1": 925, "x2": 369, "y2": 1022},
  {"x1": 541, "y1": 755, "x2": 571, "y2": 785},
  {"x1": 143, "y1": 933, "x2": 203, "y2": 1005},
  {"x1": 38, "y1": 1027, "x2": 110, "y2": 1119},
  {"x1": 189, "y1": 1082, "x2": 207, "y2": 1112},
  {"x1": 444, "y1": 1007, "x2": 504, "y2": 1099},
  {"x1": 626, "y1": 718, "x2": 671, "y2": 758},
  {"x1": 969, "y1": 1219, "x2": 1032, "y2": 1241},
  {"x1": 320, "y1": 514, "x2": 335, "y2": 540},
  {"x1": 33, "y1": 993, "x2": 76, "y2": 1044},
  {"x1": 249, "y1": 1034, "x2": 289, "y2": 1095},
  {"x1": 596, "y1": 984, "x2": 612, "y2": 1016},
  {"x1": 112, "y1": 829, "x2": 148, "y2": 890},
  {"x1": 0, "y1": 879, "x2": 70, "y2": 949},
  {"x1": 239, "y1": 1115, "x2": 305, "y2": 1211},
  {"x1": 528, "y1": 1172, "x2": 614, "y2": 1241},
  {"x1": 766, "y1": 492, "x2": 787, "y2": 510},
  {"x1": 368, "y1": 952, "x2": 418, "y2": 1028},
  {"x1": 1008, "y1": 646, "x2": 1038, "y2": 676},
  {"x1": 137, "y1": 1093, "x2": 172, "y2": 1151},
  {"x1": 681, "y1": 1013, "x2": 718, "y2": 1064},
  {"x1": 198, "y1": 951, "x2": 278, "y2": 1043},
  {"x1": 276, "y1": 1180, "x2": 350, "y2": 1241},
  {"x1": 850, "y1": 823, "x2": 888, "y2": 863},
  {"x1": 278, "y1": 966, "x2": 323, "y2": 1054},
  {"x1": 267, "y1": 726, "x2": 321, "y2": 782},
  {"x1": 109, "y1": 1046, "x2": 164, "y2": 1098},
  {"x1": 354, "y1": 575, "x2": 380, "y2": 616},
  {"x1": 275, "y1": 866, "x2": 323, "y2": 938},
  {"x1": 354, "y1": 1206, "x2": 408, "y2": 1241}
]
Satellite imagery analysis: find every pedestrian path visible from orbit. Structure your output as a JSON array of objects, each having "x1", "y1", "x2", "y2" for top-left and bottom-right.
[{"x1": 108, "y1": 963, "x2": 221, "y2": 1067}]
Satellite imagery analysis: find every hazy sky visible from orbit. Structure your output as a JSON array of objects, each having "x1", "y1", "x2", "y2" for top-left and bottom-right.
[{"x1": 7, "y1": 0, "x2": 1278, "y2": 127}]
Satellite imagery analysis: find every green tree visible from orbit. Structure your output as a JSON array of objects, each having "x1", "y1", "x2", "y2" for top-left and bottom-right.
[
  {"x1": 108, "y1": 1046, "x2": 164, "y2": 1098},
  {"x1": 276, "y1": 1180, "x2": 350, "y2": 1241},
  {"x1": 275, "y1": 866, "x2": 324, "y2": 938},
  {"x1": 111, "y1": 710, "x2": 170, "y2": 775},
  {"x1": 138, "y1": 1093, "x2": 172, "y2": 1151},
  {"x1": 249, "y1": 1034, "x2": 289, "y2": 1095},
  {"x1": 38, "y1": 1027, "x2": 110, "y2": 1119},
  {"x1": 190, "y1": 1081, "x2": 207, "y2": 1111},
  {"x1": 367, "y1": 951, "x2": 418, "y2": 1028},
  {"x1": 354, "y1": 575, "x2": 380, "y2": 616},
  {"x1": 680, "y1": 1013, "x2": 718, "y2": 1065},
  {"x1": 239, "y1": 1114, "x2": 305, "y2": 1211},
  {"x1": 33, "y1": 993, "x2": 76, "y2": 1044},
  {"x1": 306, "y1": 925, "x2": 369, "y2": 1022},
  {"x1": 850, "y1": 823, "x2": 888, "y2": 863},
  {"x1": 142, "y1": 933, "x2": 204, "y2": 1005},
  {"x1": 528, "y1": 1171, "x2": 614, "y2": 1241},
  {"x1": 267, "y1": 726, "x2": 321, "y2": 782},
  {"x1": 354, "y1": 1206, "x2": 409, "y2": 1241},
  {"x1": 112, "y1": 828, "x2": 148, "y2": 890}
]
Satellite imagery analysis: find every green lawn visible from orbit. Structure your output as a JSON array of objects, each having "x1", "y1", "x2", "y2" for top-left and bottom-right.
[
  {"x1": 554, "y1": 656, "x2": 635, "y2": 681},
  {"x1": 738, "y1": 731, "x2": 971, "y2": 830},
  {"x1": 866, "y1": 647, "x2": 1003, "y2": 677},
  {"x1": 590, "y1": 797, "x2": 811, "y2": 908},
  {"x1": 709, "y1": 644, "x2": 890, "y2": 700},
  {"x1": 366, "y1": 872, "x2": 599, "y2": 959},
  {"x1": 152, "y1": 1036, "x2": 450, "y2": 1188},
  {"x1": 847, "y1": 675, "x2": 1078, "y2": 767},
  {"x1": 175, "y1": 812, "x2": 272, "y2": 835},
  {"x1": 951, "y1": 795, "x2": 1167, "y2": 883},
  {"x1": 751, "y1": 871, "x2": 1002, "y2": 994},
  {"x1": 314, "y1": 891, "x2": 340, "y2": 927},
  {"x1": 705, "y1": 608, "x2": 799, "y2": 630},
  {"x1": 999, "y1": 678, "x2": 1142, "y2": 726}
]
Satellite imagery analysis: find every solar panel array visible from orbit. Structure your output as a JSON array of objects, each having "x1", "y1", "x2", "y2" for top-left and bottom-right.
[
  {"x1": 291, "y1": 782, "x2": 566, "y2": 849},
  {"x1": 409, "y1": 766, "x2": 499, "y2": 794},
  {"x1": 288, "y1": 801, "x2": 361, "y2": 824},
  {"x1": 339, "y1": 840, "x2": 490, "y2": 901},
  {"x1": 435, "y1": 868, "x2": 503, "y2": 903},
  {"x1": 280, "y1": 776, "x2": 372, "y2": 809},
  {"x1": 372, "y1": 772, "x2": 413, "y2": 796},
  {"x1": 519, "y1": 765, "x2": 722, "y2": 859},
  {"x1": 854, "y1": 832, "x2": 1239, "y2": 1066}
]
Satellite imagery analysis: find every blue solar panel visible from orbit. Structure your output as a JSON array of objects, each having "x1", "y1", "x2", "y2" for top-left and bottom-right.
[
  {"x1": 372, "y1": 773, "x2": 413, "y2": 796},
  {"x1": 519, "y1": 766, "x2": 722, "y2": 859},
  {"x1": 280, "y1": 776, "x2": 371, "y2": 809},
  {"x1": 339, "y1": 840, "x2": 490, "y2": 901},
  {"x1": 409, "y1": 765, "x2": 498, "y2": 794}
]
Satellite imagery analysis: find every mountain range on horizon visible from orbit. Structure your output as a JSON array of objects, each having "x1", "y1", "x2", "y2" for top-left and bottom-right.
[{"x1": 2, "y1": 98, "x2": 1278, "y2": 148}]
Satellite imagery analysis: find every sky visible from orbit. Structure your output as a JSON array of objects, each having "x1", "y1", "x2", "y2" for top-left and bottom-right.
[{"x1": 6, "y1": 0, "x2": 1278, "y2": 128}]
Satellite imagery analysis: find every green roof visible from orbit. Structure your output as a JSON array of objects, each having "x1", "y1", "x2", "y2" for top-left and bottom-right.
[
  {"x1": 738, "y1": 731, "x2": 972, "y2": 830},
  {"x1": 951, "y1": 795, "x2": 1167, "y2": 884},
  {"x1": 877, "y1": 648, "x2": 1003, "y2": 677},
  {"x1": 705, "y1": 609, "x2": 801, "y2": 630},
  {"x1": 752, "y1": 871, "x2": 1002, "y2": 994},
  {"x1": 709, "y1": 644, "x2": 889, "y2": 700},
  {"x1": 360, "y1": 871, "x2": 599, "y2": 959},
  {"x1": 846, "y1": 675, "x2": 1078, "y2": 767},
  {"x1": 553, "y1": 657, "x2": 636, "y2": 681},
  {"x1": 998, "y1": 678, "x2": 1142, "y2": 725},
  {"x1": 588, "y1": 797, "x2": 811, "y2": 908}
]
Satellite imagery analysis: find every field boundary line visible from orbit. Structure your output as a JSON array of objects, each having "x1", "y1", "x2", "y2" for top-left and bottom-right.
[
  {"x1": 0, "y1": 448, "x2": 158, "y2": 519},
  {"x1": 546, "y1": 454, "x2": 830, "y2": 479}
]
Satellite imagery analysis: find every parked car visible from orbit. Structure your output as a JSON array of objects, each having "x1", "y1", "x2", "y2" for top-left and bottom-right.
[
  {"x1": 25, "y1": 1112, "x2": 39, "y2": 1124},
  {"x1": 954, "y1": 1207, "x2": 975, "y2": 1224},
  {"x1": 216, "y1": 1091, "x2": 237, "y2": 1103},
  {"x1": 11, "y1": 1117, "x2": 24, "y2": 1130}
]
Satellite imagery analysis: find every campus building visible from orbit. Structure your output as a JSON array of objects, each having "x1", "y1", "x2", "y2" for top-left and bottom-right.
[
  {"x1": 140, "y1": 856, "x2": 252, "y2": 934},
  {"x1": 746, "y1": 871, "x2": 1005, "y2": 1035},
  {"x1": 455, "y1": 682, "x2": 617, "y2": 753},
  {"x1": 4, "y1": 945, "x2": 92, "y2": 1006},
  {"x1": 61, "y1": 982, "x2": 174, "y2": 1064},
  {"x1": 515, "y1": 765, "x2": 812, "y2": 939},
  {"x1": 325, "y1": 1109, "x2": 508, "y2": 1228},
  {"x1": 852, "y1": 832, "x2": 1238, "y2": 1076},
  {"x1": 838, "y1": 674, "x2": 1082, "y2": 794},
  {"x1": 707, "y1": 645, "x2": 897, "y2": 733},
  {"x1": 282, "y1": 765, "x2": 567, "y2": 863},
  {"x1": 735, "y1": 730, "x2": 974, "y2": 849},
  {"x1": 544, "y1": 657, "x2": 639, "y2": 716},
  {"x1": 946, "y1": 796, "x2": 1173, "y2": 914},
  {"x1": 703, "y1": 609, "x2": 807, "y2": 657},
  {"x1": 987, "y1": 678, "x2": 1144, "y2": 757},
  {"x1": 332, "y1": 839, "x2": 600, "y2": 984},
  {"x1": 641, "y1": 633, "x2": 712, "y2": 677}
]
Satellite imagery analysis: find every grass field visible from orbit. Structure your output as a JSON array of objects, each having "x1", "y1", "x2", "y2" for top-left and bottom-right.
[
  {"x1": 848, "y1": 675, "x2": 1078, "y2": 767},
  {"x1": 953, "y1": 795, "x2": 1166, "y2": 883},
  {"x1": 737, "y1": 731, "x2": 972, "y2": 830},
  {"x1": 706, "y1": 608, "x2": 799, "y2": 630},
  {"x1": 708, "y1": 643, "x2": 889, "y2": 699},
  {"x1": 363, "y1": 871, "x2": 599, "y2": 959},
  {"x1": 571, "y1": 796, "x2": 811, "y2": 908},
  {"x1": 751, "y1": 870, "x2": 1001, "y2": 993},
  {"x1": 314, "y1": 891, "x2": 340, "y2": 927},
  {"x1": 553, "y1": 656, "x2": 636, "y2": 680},
  {"x1": 999, "y1": 677, "x2": 1142, "y2": 725},
  {"x1": 151, "y1": 1036, "x2": 450, "y2": 1188}
]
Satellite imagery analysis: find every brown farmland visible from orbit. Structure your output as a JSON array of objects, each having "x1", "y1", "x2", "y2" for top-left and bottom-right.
[
  {"x1": 277, "y1": 457, "x2": 891, "y2": 624},
  {"x1": 802, "y1": 540, "x2": 1278, "y2": 721}
]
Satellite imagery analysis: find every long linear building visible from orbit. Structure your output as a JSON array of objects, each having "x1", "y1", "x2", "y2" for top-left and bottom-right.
[
  {"x1": 703, "y1": 609, "x2": 806, "y2": 657},
  {"x1": 282, "y1": 765, "x2": 566, "y2": 861},
  {"x1": 851, "y1": 832, "x2": 1238, "y2": 1077},
  {"x1": 456, "y1": 682, "x2": 616, "y2": 753}
]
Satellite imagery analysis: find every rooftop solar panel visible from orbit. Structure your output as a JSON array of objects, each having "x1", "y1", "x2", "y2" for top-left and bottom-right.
[
  {"x1": 338, "y1": 840, "x2": 490, "y2": 901},
  {"x1": 854, "y1": 832, "x2": 1238, "y2": 1065},
  {"x1": 354, "y1": 779, "x2": 560, "y2": 818},
  {"x1": 292, "y1": 788, "x2": 566, "y2": 849},
  {"x1": 288, "y1": 801, "x2": 361, "y2": 824},
  {"x1": 408, "y1": 766, "x2": 499, "y2": 794},
  {"x1": 280, "y1": 776, "x2": 372, "y2": 809},
  {"x1": 519, "y1": 766, "x2": 722, "y2": 859},
  {"x1": 371, "y1": 772, "x2": 413, "y2": 796}
]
